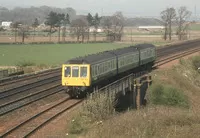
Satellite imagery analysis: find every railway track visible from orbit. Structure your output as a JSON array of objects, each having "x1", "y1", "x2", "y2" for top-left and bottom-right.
[
  {"x1": 0, "y1": 84, "x2": 63, "y2": 116},
  {"x1": 155, "y1": 47, "x2": 200, "y2": 67},
  {"x1": 0, "y1": 76, "x2": 60, "y2": 99},
  {"x1": 0, "y1": 40, "x2": 199, "y2": 137},
  {"x1": 156, "y1": 40, "x2": 200, "y2": 58},
  {"x1": 0, "y1": 96, "x2": 83, "y2": 138},
  {"x1": 0, "y1": 68, "x2": 61, "y2": 91}
]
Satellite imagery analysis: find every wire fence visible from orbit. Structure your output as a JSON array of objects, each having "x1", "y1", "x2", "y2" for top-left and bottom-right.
[
  {"x1": 0, "y1": 27, "x2": 200, "y2": 44},
  {"x1": 0, "y1": 68, "x2": 24, "y2": 79}
]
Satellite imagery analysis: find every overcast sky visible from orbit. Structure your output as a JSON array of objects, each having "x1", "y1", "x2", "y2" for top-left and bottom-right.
[{"x1": 0, "y1": 0, "x2": 200, "y2": 17}]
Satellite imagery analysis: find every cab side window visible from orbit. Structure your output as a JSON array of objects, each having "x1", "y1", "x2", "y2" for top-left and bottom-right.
[
  {"x1": 64, "y1": 66, "x2": 71, "y2": 77},
  {"x1": 80, "y1": 67, "x2": 87, "y2": 77}
]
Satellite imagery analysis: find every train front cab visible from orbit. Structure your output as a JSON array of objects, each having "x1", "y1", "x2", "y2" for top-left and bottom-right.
[{"x1": 62, "y1": 64, "x2": 91, "y2": 97}]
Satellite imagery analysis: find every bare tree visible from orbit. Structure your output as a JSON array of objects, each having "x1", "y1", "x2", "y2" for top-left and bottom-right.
[
  {"x1": 45, "y1": 11, "x2": 58, "y2": 42},
  {"x1": 86, "y1": 13, "x2": 93, "y2": 42},
  {"x1": 61, "y1": 14, "x2": 70, "y2": 42},
  {"x1": 32, "y1": 18, "x2": 39, "y2": 41},
  {"x1": 93, "y1": 13, "x2": 101, "y2": 42},
  {"x1": 102, "y1": 12, "x2": 124, "y2": 41},
  {"x1": 161, "y1": 11, "x2": 168, "y2": 40},
  {"x1": 62, "y1": 27, "x2": 67, "y2": 42},
  {"x1": 11, "y1": 22, "x2": 21, "y2": 43},
  {"x1": 55, "y1": 13, "x2": 65, "y2": 43},
  {"x1": 101, "y1": 16, "x2": 113, "y2": 41},
  {"x1": 18, "y1": 25, "x2": 29, "y2": 43},
  {"x1": 111, "y1": 11, "x2": 125, "y2": 41},
  {"x1": 101, "y1": 12, "x2": 124, "y2": 42},
  {"x1": 176, "y1": 6, "x2": 191, "y2": 40},
  {"x1": 161, "y1": 7, "x2": 176, "y2": 40},
  {"x1": 70, "y1": 18, "x2": 88, "y2": 43}
]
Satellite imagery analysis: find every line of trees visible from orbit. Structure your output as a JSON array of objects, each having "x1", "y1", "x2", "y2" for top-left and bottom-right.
[
  {"x1": 10, "y1": 21, "x2": 29, "y2": 43},
  {"x1": 6, "y1": 6, "x2": 192, "y2": 43},
  {"x1": 9, "y1": 11, "x2": 125, "y2": 43},
  {"x1": 45, "y1": 11, "x2": 70, "y2": 42},
  {"x1": 161, "y1": 6, "x2": 192, "y2": 41},
  {"x1": 44, "y1": 11, "x2": 125, "y2": 43},
  {"x1": 69, "y1": 13, "x2": 101, "y2": 42}
]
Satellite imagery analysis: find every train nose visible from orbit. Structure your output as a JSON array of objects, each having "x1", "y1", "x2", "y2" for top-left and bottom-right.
[{"x1": 82, "y1": 82, "x2": 86, "y2": 86}]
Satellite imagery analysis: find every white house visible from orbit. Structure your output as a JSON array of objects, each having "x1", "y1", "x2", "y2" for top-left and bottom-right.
[
  {"x1": 89, "y1": 27, "x2": 104, "y2": 33},
  {"x1": 1, "y1": 21, "x2": 12, "y2": 27}
]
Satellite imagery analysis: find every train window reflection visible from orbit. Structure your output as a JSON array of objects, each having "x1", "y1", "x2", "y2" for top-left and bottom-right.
[
  {"x1": 72, "y1": 66, "x2": 79, "y2": 77},
  {"x1": 65, "y1": 66, "x2": 71, "y2": 77},
  {"x1": 80, "y1": 67, "x2": 87, "y2": 77}
]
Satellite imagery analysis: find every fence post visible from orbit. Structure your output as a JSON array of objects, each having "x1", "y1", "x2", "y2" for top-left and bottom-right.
[
  {"x1": 136, "y1": 79, "x2": 141, "y2": 110},
  {"x1": 147, "y1": 74, "x2": 152, "y2": 88},
  {"x1": 129, "y1": 76, "x2": 132, "y2": 91},
  {"x1": 132, "y1": 79, "x2": 137, "y2": 108}
]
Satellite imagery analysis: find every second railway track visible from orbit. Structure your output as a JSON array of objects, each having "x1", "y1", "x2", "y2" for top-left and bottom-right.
[
  {"x1": 0, "y1": 68, "x2": 61, "y2": 91},
  {"x1": 0, "y1": 96, "x2": 83, "y2": 138},
  {"x1": 0, "y1": 84, "x2": 63, "y2": 116}
]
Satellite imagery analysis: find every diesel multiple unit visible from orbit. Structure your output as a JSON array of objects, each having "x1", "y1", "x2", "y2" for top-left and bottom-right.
[{"x1": 62, "y1": 43, "x2": 157, "y2": 97}]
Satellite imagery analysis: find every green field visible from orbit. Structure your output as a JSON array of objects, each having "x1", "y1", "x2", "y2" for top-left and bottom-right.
[
  {"x1": 189, "y1": 24, "x2": 200, "y2": 31},
  {"x1": 0, "y1": 43, "x2": 132, "y2": 66}
]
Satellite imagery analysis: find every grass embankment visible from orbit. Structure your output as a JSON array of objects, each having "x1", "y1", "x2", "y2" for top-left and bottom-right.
[{"x1": 67, "y1": 54, "x2": 200, "y2": 138}]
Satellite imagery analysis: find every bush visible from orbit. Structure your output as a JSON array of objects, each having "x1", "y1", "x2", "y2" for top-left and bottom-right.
[
  {"x1": 149, "y1": 83, "x2": 189, "y2": 108},
  {"x1": 179, "y1": 58, "x2": 186, "y2": 65},
  {"x1": 192, "y1": 56, "x2": 200, "y2": 70},
  {"x1": 69, "y1": 116, "x2": 88, "y2": 134},
  {"x1": 16, "y1": 60, "x2": 36, "y2": 67},
  {"x1": 82, "y1": 91, "x2": 116, "y2": 121}
]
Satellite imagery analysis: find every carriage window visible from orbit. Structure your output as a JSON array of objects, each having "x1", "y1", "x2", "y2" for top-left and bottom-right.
[
  {"x1": 95, "y1": 65, "x2": 98, "y2": 75},
  {"x1": 92, "y1": 66, "x2": 95, "y2": 76},
  {"x1": 72, "y1": 66, "x2": 79, "y2": 77},
  {"x1": 80, "y1": 67, "x2": 87, "y2": 77},
  {"x1": 100, "y1": 64, "x2": 103, "y2": 74},
  {"x1": 64, "y1": 66, "x2": 71, "y2": 77}
]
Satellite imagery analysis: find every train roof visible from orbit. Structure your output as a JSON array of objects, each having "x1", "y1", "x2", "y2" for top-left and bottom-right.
[
  {"x1": 65, "y1": 43, "x2": 155, "y2": 64},
  {"x1": 66, "y1": 51, "x2": 115, "y2": 64}
]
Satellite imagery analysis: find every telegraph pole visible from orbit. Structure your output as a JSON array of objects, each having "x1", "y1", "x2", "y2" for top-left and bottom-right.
[
  {"x1": 101, "y1": 8, "x2": 103, "y2": 17},
  {"x1": 195, "y1": 5, "x2": 197, "y2": 22}
]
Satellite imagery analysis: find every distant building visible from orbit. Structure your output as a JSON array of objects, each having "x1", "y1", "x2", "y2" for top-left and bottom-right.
[
  {"x1": 1, "y1": 21, "x2": 12, "y2": 27},
  {"x1": 138, "y1": 26, "x2": 165, "y2": 29},
  {"x1": 137, "y1": 26, "x2": 165, "y2": 31},
  {"x1": 89, "y1": 27, "x2": 104, "y2": 33}
]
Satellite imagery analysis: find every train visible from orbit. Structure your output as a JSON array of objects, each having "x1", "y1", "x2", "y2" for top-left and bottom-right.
[{"x1": 61, "y1": 43, "x2": 157, "y2": 98}]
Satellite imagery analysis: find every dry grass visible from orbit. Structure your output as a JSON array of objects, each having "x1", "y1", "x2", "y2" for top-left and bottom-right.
[
  {"x1": 85, "y1": 107, "x2": 200, "y2": 138},
  {"x1": 67, "y1": 54, "x2": 200, "y2": 138},
  {"x1": 68, "y1": 91, "x2": 117, "y2": 135}
]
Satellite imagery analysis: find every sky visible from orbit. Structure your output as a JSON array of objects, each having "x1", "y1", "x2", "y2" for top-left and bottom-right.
[{"x1": 0, "y1": 0, "x2": 200, "y2": 18}]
